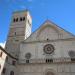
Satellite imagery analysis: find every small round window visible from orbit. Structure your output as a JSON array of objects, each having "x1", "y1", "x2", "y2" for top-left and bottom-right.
[
  {"x1": 68, "y1": 50, "x2": 75, "y2": 58},
  {"x1": 25, "y1": 53, "x2": 31, "y2": 59}
]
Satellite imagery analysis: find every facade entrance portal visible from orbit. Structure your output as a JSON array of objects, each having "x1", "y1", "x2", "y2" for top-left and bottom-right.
[{"x1": 45, "y1": 71, "x2": 55, "y2": 75}]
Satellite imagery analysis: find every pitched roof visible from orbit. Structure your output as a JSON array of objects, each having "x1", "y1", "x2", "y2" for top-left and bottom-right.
[{"x1": 22, "y1": 20, "x2": 75, "y2": 43}]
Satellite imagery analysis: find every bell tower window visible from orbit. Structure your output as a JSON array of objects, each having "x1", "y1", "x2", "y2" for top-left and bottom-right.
[
  {"x1": 13, "y1": 18, "x2": 16, "y2": 22},
  {"x1": 23, "y1": 17, "x2": 25, "y2": 21},
  {"x1": 16, "y1": 18, "x2": 18, "y2": 22},
  {"x1": 20, "y1": 17, "x2": 23, "y2": 21}
]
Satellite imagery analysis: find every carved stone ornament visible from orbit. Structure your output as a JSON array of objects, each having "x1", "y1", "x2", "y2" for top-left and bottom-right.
[
  {"x1": 25, "y1": 52, "x2": 31, "y2": 59},
  {"x1": 43, "y1": 44, "x2": 55, "y2": 54}
]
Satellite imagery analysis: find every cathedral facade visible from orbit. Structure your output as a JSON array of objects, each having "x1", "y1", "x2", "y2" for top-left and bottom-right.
[{"x1": 1, "y1": 10, "x2": 75, "y2": 75}]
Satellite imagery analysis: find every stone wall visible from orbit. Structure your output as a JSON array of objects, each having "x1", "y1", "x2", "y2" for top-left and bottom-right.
[{"x1": 17, "y1": 63, "x2": 75, "y2": 75}]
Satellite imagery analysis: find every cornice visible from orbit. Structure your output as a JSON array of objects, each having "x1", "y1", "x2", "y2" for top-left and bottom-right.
[{"x1": 22, "y1": 38, "x2": 75, "y2": 44}]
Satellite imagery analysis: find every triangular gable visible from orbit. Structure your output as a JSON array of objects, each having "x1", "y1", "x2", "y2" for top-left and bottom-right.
[{"x1": 23, "y1": 20, "x2": 75, "y2": 42}]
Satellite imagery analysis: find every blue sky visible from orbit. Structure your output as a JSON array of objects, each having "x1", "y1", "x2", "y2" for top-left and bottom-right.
[{"x1": 0, "y1": 0, "x2": 75, "y2": 45}]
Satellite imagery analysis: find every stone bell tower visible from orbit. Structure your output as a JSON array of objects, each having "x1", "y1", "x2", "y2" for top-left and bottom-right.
[{"x1": 5, "y1": 10, "x2": 32, "y2": 58}]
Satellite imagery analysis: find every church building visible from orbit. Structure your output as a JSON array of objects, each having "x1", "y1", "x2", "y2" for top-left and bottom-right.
[{"x1": 1, "y1": 10, "x2": 75, "y2": 75}]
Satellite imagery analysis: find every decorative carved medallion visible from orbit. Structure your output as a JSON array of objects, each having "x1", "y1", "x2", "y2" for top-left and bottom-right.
[
  {"x1": 25, "y1": 52, "x2": 31, "y2": 59},
  {"x1": 43, "y1": 44, "x2": 55, "y2": 54},
  {"x1": 68, "y1": 50, "x2": 75, "y2": 57}
]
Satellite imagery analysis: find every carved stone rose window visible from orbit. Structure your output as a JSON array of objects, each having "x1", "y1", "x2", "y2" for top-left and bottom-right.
[{"x1": 43, "y1": 44, "x2": 55, "y2": 54}]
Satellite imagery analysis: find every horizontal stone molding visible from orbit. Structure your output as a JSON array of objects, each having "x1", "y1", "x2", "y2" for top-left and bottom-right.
[{"x1": 18, "y1": 57, "x2": 75, "y2": 64}]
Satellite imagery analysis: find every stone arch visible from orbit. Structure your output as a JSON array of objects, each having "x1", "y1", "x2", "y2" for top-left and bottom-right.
[{"x1": 44, "y1": 69, "x2": 56, "y2": 75}]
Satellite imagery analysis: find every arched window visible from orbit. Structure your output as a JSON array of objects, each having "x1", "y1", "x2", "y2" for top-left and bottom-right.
[
  {"x1": 46, "y1": 59, "x2": 53, "y2": 63},
  {"x1": 13, "y1": 18, "x2": 15, "y2": 22},
  {"x1": 10, "y1": 71, "x2": 14, "y2": 75},
  {"x1": 26, "y1": 60, "x2": 29, "y2": 63},
  {"x1": 20, "y1": 17, "x2": 23, "y2": 21},
  {"x1": 16, "y1": 18, "x2": 18, "y2": 22},
  {"x1": 23, "y1": 17, "x2": 25, "y2": 21}
]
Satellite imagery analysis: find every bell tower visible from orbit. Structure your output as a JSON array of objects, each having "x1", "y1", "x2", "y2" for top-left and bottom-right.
[{"x1": 5, "y1": 10, "x2": 32, "y2": 58}]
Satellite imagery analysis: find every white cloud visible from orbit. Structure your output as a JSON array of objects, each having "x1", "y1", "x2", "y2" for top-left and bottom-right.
[{"x1": 0, "y1": 42, "x2": 6, "y2": 48}]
